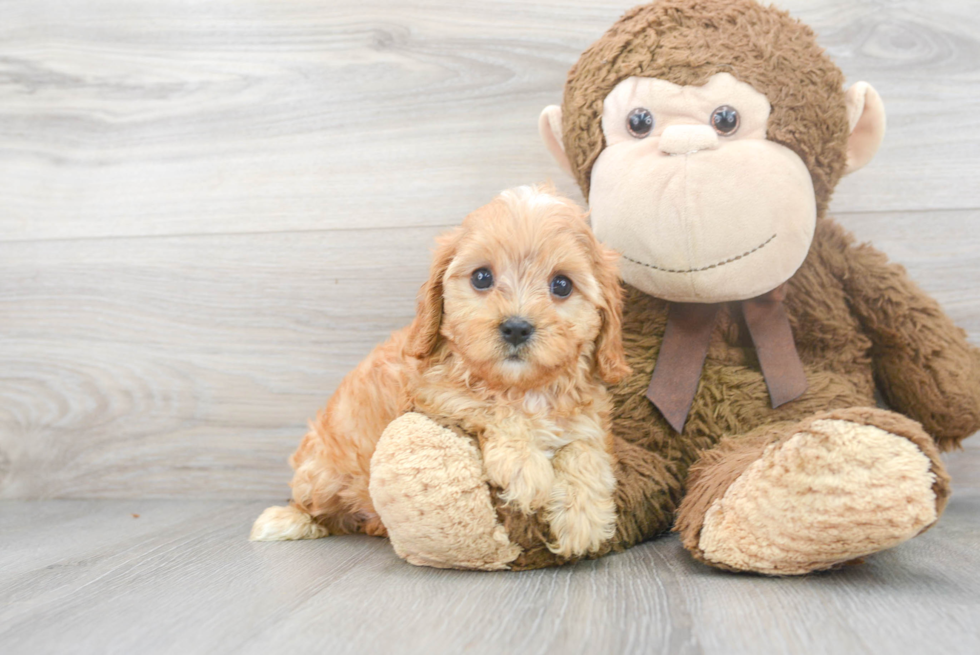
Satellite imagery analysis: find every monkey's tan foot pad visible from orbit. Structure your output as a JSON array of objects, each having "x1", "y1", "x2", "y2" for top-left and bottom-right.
[
  {"x1": 369, "y1": 412, "x2": 522, "y2": 570},
  {"x1": 696, "y1": 409, "x2": 949, "y2": 575}
]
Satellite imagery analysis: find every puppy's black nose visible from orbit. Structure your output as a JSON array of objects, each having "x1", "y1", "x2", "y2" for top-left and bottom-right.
[{"x1": 500, "y1": 318, "x2": 535, "y2": 347}]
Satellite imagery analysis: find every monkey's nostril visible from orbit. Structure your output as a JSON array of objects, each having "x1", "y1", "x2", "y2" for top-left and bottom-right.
[{"x1": 500, "y1": 318, "x2": 535, "y2": 347}]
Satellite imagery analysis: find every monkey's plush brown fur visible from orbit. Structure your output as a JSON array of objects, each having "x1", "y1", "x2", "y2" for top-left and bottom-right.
[
  {"x1": 362, "y1": 0, "x2": 980, "y2": 573},
  {"x1": 489, "y1": 0, "x2": 980, "y2": 571}
]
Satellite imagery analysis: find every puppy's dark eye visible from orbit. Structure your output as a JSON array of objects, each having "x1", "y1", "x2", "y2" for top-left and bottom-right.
[
  {"x1": 627, "y1": 108, "x2": 654, "y2": 138},
  {"x1": 550, "y1": 275, "x2": 572, "y2": 298},
  {"x1": 471, "y1": 267, "x2": 494, "y2": 290},
  {"x1": 711, "y1": 105, "x2": 739, "y2": 135}
]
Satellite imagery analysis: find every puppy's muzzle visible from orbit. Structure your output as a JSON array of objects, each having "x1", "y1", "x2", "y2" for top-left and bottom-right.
[{"x1": 500, "y1": 317, "x2": 535, "y2": 347}]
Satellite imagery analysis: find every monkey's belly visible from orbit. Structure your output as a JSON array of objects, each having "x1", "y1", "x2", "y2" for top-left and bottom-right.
[{"x1": 610, "y1": 352, "x2": 878, "y2": 474}]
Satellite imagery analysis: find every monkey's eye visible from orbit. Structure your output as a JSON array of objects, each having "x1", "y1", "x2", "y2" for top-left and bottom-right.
[
  {"x1": 626, "y1": 108, "x2": 654, "y2": 138},
  {"x1": 550, "y1": 274, "x2": 573, "y2": 298},
  {"x1": 471, "y1": 267, "x2": 494, "y2": 291},
  {"x1": 711, "y1": 105, "x2": 739, "y2": 135}
]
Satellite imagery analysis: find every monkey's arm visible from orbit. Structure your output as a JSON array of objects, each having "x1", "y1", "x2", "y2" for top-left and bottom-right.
[
  {"x1": 494, "y1": 435, "x2": 681, "y2": 569},
  {"x1": 825, "y1": 221, "x2": 980, "y2": 450}
]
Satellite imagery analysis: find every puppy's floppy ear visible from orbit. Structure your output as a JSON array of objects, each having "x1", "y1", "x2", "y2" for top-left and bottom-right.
[
  {"x1": 591, "y1": 240, "x2": 631, "y2": 385},
  {"x1": 405, "y1": 228, "x2": 462, "y2": 359}
]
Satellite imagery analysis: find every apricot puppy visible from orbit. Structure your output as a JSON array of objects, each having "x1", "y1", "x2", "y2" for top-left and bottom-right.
[{"x1": 251, "y1": 185, "x2": 630, "y2": 558}]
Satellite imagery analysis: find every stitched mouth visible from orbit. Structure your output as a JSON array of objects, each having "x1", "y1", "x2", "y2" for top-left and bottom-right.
[{"x1": 620, "y1": 233, "x2": 777, "y2": 274}]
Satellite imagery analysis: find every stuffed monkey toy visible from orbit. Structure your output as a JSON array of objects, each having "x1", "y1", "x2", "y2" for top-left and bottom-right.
[{"x1": 369, "y1": 0, "x2": 980, "y2": 574}]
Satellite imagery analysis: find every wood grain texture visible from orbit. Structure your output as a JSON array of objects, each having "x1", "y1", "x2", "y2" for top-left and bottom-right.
[
  {"x1": 1, "y1": 0, "x2": 979, "y2": 242},
  {"x1": 1, "y1": 489, "x2": 979, "y2": 654},
  {"x1": 1, "y1": 0, "x2": 979, "y2": 498},
  {"x1": 1, "y1": 211, "x2": 977, "y2": 499},
  {"x1": 0, "y1": 228, "x2": 439, "y2": 498}
]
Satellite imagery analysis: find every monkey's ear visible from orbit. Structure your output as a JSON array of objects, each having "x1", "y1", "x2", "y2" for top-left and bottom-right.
[
  {"x1": 539, "y1": 105, "x2": 574, "y2": 177},
  {"x1": 843, "y1": 82, "x2": 886, "y2": 175}
]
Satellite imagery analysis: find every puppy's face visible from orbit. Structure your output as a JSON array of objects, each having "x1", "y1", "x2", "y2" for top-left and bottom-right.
[{"x1": 409, "y1": 186, "x2": 629, "y2": 391}]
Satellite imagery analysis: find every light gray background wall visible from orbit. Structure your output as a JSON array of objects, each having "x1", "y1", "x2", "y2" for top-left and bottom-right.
[{"x1": 1, "y1": 0, "x2": 978, "y2": 500}]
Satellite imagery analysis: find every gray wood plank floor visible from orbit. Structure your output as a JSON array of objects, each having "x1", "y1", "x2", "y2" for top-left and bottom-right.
[{"x1": 2, "y1": 453, "x2": 979, "y2": 655}]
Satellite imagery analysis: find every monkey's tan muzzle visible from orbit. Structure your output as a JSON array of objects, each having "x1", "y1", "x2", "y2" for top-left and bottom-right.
[{"x1": 658, "y1": 125, "x2": 719, "y2": 155}]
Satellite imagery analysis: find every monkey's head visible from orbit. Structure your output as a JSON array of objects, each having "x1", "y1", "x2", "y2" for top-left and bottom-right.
[{"x1": 540, "y1": 0, "x2": 885, "y2": 303}]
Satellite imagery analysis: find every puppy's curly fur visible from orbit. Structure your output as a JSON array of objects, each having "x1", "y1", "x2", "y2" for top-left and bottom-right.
[{"x1": 251, "y1": 185, "x2": 629, "y2": 558}]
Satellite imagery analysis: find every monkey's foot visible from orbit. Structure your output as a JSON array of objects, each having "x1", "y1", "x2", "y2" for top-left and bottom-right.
[
  {"x1": 680, "y1": 408, "x2": 950, "y2": 575},
  {"x1": 369, "y1": 413, "x2": 522, "y2": 570}
]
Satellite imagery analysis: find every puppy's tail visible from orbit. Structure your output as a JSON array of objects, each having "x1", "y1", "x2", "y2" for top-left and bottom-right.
[{"x1": 249, "y1": 504, "x2": 329, "y2": 541}]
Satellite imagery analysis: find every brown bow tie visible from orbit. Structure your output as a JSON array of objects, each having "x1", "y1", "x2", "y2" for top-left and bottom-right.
[{"x1": 645, "y1": 286, "x2": 807, "y2": 433}]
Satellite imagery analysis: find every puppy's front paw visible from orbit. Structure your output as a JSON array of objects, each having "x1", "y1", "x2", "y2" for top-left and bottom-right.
[
  {"x1": 545, "y1": 441, "x2": 617, "y2": 558},
  {"x1": 483, "y1": 443, "x2": 554, "y2": 513},
  {"x1": 546, "y1": 491, "x2": 616, "y2": 558}
]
